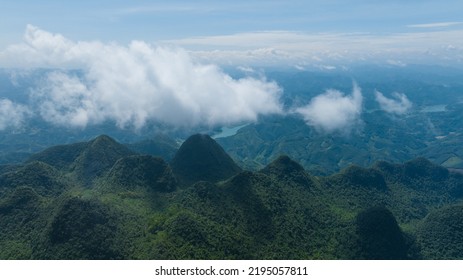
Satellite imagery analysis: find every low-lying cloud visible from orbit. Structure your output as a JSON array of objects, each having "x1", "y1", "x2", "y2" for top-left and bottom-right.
[
  {"x1": 375, "y1": 91, "x2": 412, "y2": 114},
  {"x1": 0, "y1": 99, "x2": 29, "y2": 130},
  {"x1": 1, "y1": 25, "x2": 283, "y2": 129},
  {"x1": 295, "y1": 83, "x2": 363, "y2": 133}
]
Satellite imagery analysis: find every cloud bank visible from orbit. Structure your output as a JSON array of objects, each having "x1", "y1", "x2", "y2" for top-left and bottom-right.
[
  {"x1": 167, "y1": 29, "x2": 463, "y2": 67},
  {"x1": 1, "y1": 25, "x2": 283, "y2": 129},
  {"x1": 375, "y1": 91, "x2": 412, "y2": 115},
  {"x1": 295, "y1": 83, "x2": 363, "y2": 133},
  {"x1": 0, "y1": 99, "x2": 29, "y2": 130}
]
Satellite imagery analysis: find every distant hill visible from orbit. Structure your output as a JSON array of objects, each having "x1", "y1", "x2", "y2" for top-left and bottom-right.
[
  {"x1": 126, "y1": 135, "x2": 179, "y2": 162},
  {"x1": 215, "y1": 111, "x2": 456, "y2": 175}
]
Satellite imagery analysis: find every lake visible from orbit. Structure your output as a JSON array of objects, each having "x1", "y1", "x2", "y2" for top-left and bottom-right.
[{"x1": 212, "y1": 124, "x2": 249, "y2": 139}]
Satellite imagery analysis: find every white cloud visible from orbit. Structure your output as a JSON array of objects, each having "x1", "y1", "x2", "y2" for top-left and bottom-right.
[
  {"x1": 0, "y1": 99, "x2": 30, "y2": 130},
  {"x1": 375, "y1": 91, "x2": 412, "y2": 115},
  {"x1": 408, "y1": 22, "x2": 463, "y2": 28},
  {"x1": 3, "y1": 26, "x2": 463, "y2": 68},
  {"x1": 295, "y1": 83, "x2": 363, "y2": 133},
  {"x1": 165, "y1": 30, "x2": 463, "y2": 66},
  {"x1": 3, "y1": 26, "x2": 283, "y2": 129}
]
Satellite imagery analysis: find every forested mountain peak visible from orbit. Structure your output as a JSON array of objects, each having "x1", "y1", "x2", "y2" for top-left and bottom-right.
[
  {"x1": 171, "y1": 134, "x2": 242, "y2": 186},
  {"x1": 1, "y1": 134, "x2": 463, "y2": 259}
]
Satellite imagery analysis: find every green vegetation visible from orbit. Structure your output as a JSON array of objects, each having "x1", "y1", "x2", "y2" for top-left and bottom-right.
[
  {"x1": 106, "y1": 155, "x2": 177, "y2": 192},
  {"x1": 1, "y1": 134, "x2": 463, "y2": 259},
  {"x1": 417, "y1": 205, "x2": 463, "y2": 259},
  {"x1": 44, "y1": 197, "x2": 122, "y2": 259},
  {"x1": 216, "y1": 99, "x2": 463, "y2": 176}
]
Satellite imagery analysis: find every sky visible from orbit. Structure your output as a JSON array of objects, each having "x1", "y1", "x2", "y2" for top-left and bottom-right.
[
  {"x1": 1, "y1": 0, "x2": 462, "y2": 41},
  {"x1": 0, "y1": 0, "x2": 460, "y2": 131},
  {"x1": 1, "y1": 0, "x2": 463, "y2": 66}
]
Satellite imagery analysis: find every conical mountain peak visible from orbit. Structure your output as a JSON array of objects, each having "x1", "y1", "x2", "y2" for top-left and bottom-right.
[
  {"x1": 171, "y1": 134, "x2": 241, "y2": 185},
  {"x1": 261, "y1": 155, "x2": 305, "y2": 175},
  {"x1": 260, "y1": 155, "x2": 314, "y2": 187}
]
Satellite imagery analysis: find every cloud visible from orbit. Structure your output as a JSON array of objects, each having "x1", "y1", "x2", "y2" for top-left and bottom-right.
[
  {"x1": 3, "y1": 26, "x2": 283, "y2": 129},
  {"x1": 165, "y1": 29, "x2": 463, "y2": 67},
  {"x1": 3, "y1": 26, "x2": 463, "y2": 69},
  {"x1": 0, "y1": 99, "x2": 30, "y2": 130},
  {"x1": 407, "y1": 22, "x2": 463, "y2": 28},
  {"x1": 295, "y1": 83, "x2": 363, "y2": 133},
  {"x1": 375, "y1": 91, "x2": 412, "y2": 115}
]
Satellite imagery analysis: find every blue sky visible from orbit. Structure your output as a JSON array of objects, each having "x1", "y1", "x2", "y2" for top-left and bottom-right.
[
  {"x1": 1, "y1": 0, "x2": 463, "y2": 44},
  {"x1": 1, "y1": 0, "x2": 463, "y2": 67}
]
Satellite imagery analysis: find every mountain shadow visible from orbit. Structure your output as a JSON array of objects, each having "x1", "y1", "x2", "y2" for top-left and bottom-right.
[{"x1": 355, "y1": 206, "x2": 408, "y2": 259}]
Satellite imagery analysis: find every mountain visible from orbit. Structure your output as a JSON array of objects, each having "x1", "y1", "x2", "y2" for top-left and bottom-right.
[
  {"x1": 215, "y1": 96, "x2": 463, "y2": 175},
  {"x1": 44, "y1": 197, "x2": 122, "y2": 259},
  {"x1": 126, "y1": 134, "x2": 179, "y2": 162},
  {"x1": 107, "y1": 155, "x2": 176, "y2": 192},
  {"x1": 355, "y1": 207, "x2": 409, "y2": 259},
  {"x1": 333, "y1": 165, "x2": 387, "y2": 191},
  {"x1": 260, "y1": 155, "x2": 316, "y2": 190},
  {"x1": 26, "y1": 142, "x2": 88, "y2": 171},
  {"x1": 27, "y1": 135, "x2": 135, "y2": 186},
  {"x1": 0, "y1": 186, "x2": 46, "y2": 259},
  {"x1": 171, "y1": 134, "x2": 242, "y2": 186},
  {"x1": 1, "y1": 134, "x2": 463, "y2": 259},
  {"x1": 71, "y1": 135, "x2": 135, "y2": 185},
  {"x1": 417, "y1": 205, "x2": 463, "y2": 259},
  {"x1": 0, "y1": 161, "x2": 67, "y2": 196}
]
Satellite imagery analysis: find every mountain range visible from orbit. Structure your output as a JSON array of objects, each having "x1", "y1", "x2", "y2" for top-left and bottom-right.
[{"x1": 1, "y1": 133, "x2": 463, "y2": 259}]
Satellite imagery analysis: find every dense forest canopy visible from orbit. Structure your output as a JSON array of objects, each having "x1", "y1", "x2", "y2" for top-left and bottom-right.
[{"x1": 1, "y1": 134, "x2": 462, "y2": 259}]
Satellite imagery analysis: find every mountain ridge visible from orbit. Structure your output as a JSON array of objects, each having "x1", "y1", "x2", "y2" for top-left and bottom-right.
[{"x1": 1, "y1": 134, "x2": 463, "y2": 259}]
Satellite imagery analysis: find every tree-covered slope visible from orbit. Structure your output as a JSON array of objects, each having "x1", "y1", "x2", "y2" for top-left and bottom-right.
[
  {"x1": 1, "y1": 134, "x2": 463, "y2": 259},
  {"x1": 106, "y1": 155, "x2": 176, "y2": 192},
  {"x1": 417, "y1": 205, "x2": 463, "y2": 259}
]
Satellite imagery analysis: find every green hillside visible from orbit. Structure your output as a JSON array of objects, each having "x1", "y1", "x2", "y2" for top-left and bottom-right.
[
  {"x1": 417, "y1": 205, "x2": 463, "y2": 259},
  {"x1": 1, "y1": 134, "x2": 463, "y2": 259}
]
